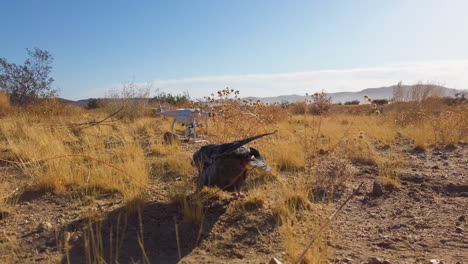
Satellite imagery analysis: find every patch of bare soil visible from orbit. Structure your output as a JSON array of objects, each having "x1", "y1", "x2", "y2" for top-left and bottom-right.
[
  {"x1": 0, "y1": 143, "x2": 466, "y2": 264},
  {"x1": 331, "y1": 144, "x2": 467, "y2": 264}
]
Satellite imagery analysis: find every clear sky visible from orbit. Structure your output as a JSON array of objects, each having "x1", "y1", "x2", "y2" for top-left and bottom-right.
[{"x1": 2, "y1": 0, "x2": 468, "y2": 99}]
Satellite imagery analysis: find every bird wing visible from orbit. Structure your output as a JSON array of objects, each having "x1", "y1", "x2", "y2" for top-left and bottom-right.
[
  {"x1": 213, "y1": 131, "x2": 277, "y2": 157},
  {"x1": 192, "y1": 131, "x2": 276, "y2": 170}
]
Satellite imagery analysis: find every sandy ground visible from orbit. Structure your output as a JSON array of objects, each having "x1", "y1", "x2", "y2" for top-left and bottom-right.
[{"x1": 0, "y1": 141, "x2": 466, "y2": 264}]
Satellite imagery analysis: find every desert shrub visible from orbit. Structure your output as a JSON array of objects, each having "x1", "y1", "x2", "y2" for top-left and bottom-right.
[
  {"x1": 373, "y1": 99, "x2": 389, "y2": 105},
  {"x1": 0, "y1": 48, "x2": 56, "y2": 105},
  {"x1": 328, "y1": 104, "x2": 374, "y2": 115},
  {"x1": 377, "y1": 155, "x2": 405, "y2": 187},
  {"x1": 290, "y1": 102, "x2": 307, "y2": 114},
  {"x1": 312, "y1": 155, "x2": 357, "y2": 200},
  {"x1": 253, "y1": 103, "x2": 288, "y2": 123},
  {"x1": 105, "y1": 81, "x2": 153, "y2": 120},
  {"x1": 201, "y1": 89, "x2": 286, "y2": 142},
  {"x1": 393, "y1": 102, "x2": 467, "y2": 147},
  {"x1": 429, "y1": 107, "x2": 468, "y2": 145},
  {"x1": 86, "y1": 98, "x2": 106, "y2": 109},
  {"x1": 392, "y1": 81, "x2": 446, "y2": 103},
  {"x1": 344, "y1": 100, "x2": 360, "y2": 105},
  {"x1": 307, "y1": 92, "x2": 331, "y2": 115},
  {"x1": 149, "y1": 91, "x2": 190, "y2": 106}
]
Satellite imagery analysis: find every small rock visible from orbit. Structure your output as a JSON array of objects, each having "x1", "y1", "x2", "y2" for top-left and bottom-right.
[
  {"x1": 318, "y1": 149, "x2": 328, "y2": 155},
  {"x1": 455, "y1": 227, "x2": 464, "y2": 233},
  {"x1": 370, "y1": 181, "x2": 384, "y2": 197},
  {"x1": 269, "y1": 257, "x2": 283, "y2": 264},
  {"x1": 38, "y1": 244, "x2": 47, "y2": 253},
  {"x1": 430, "y1": 259, "x2": 442, "y2": 264},
  {"x1": 432, "y1": 165, "x2": 439, "y2": 169},
  {"x1": 368, "y1": 257, "x2": 383, "y2": 264},
  {"x1": 37, "y1": 222, "x2": 52, "y2": 232},
  {"x1": 458, "y1": 215, "x2": 466, "y2": 222}
]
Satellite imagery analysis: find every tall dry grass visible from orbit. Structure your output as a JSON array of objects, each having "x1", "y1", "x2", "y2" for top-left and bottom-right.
[
  {"x1": 0, "y1": 90, "x2": 466, "y2": 263},
  {"x1": 0, "y1": 92, "x2": 11, "y2": 117},
  {"x1": 0, "y1": 114, "x2": 149, "y2": 206}
]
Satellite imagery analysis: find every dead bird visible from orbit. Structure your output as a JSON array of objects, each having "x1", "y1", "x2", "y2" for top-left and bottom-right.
[{"x1": 193, "y1": 132, "x2": 275, "y2": 192}]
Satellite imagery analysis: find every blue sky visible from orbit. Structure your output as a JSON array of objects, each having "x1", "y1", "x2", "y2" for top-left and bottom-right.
[{"x1": 2, "y1": 0, "x2": 468, "y2": 99}]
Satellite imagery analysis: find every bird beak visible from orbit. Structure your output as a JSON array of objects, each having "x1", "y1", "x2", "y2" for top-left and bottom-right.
[{"x1": 249, "y1": 157, "x2": 271, "y2": 172}]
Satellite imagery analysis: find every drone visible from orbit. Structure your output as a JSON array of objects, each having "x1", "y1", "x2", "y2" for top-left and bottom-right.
[{"x1": 156, "y1": 106, "x2": 216, "y2": 140}]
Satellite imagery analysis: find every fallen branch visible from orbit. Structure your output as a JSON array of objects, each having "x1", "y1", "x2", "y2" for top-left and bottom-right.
[
  {"x1": 174, "y1": 216, "x2": 182, "y2": 261},
  {"x1": 294, "y1": 181, "x2": 364, "y2": 264},
  {"x1": 67, "y1": 105, "x2": 125, "y2": 130},
  {"x1": 329, "y1": 121, "x2": 354, "y2": 152}
]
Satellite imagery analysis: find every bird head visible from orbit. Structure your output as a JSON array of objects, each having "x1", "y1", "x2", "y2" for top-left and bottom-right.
[{"x1": 247, "y1": 147, "x2": 271, "y2": 172}]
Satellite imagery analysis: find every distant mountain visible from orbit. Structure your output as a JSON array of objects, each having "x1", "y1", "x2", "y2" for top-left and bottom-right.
[
  {"x1": 60, "y1": 85, "x2": 465, "y2": 106},
  {"x1": 245, "y1": 85, "x2": 463, "y2": 104},
  {"x1": 70, "y1": 99, "x2": 95, "y2": 106}
]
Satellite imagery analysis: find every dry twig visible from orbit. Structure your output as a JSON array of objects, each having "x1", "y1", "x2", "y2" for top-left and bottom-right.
[{"x1": 294, "y1": 181, "x2": 364, "y2": 264}]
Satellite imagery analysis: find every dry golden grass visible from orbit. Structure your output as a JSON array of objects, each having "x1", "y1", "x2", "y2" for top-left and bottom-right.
[
  {"x1": 377, "y1": 154, "x2": 405, "y2": 187},
  {"x1": 235, "y1": 185, "x2": 267, "y2": 212},
  {"x1": 0, "y1": 185, "x2": 10, "y2": 217},
  {"x1": 0, "y1": 92, "x2": 467, "y2": 263},
  {"x1": 270, "y1": 174, "x2": 332, "y2": 264},
  {"x1": 0, "y1": 114, "x2": 149, "y2": 207},
  {"x1": 0, "y1": 92, "x2": 11, "y2": 117},
  {"x1": 0, "y1": 231, "x2": 21, "y2": 263},
  {"x1": 401, "y1": 106, "x2": 468, "y2": 148},
  {"x1": 264, "y1": 139, "x2": 306, "y2": 171}
]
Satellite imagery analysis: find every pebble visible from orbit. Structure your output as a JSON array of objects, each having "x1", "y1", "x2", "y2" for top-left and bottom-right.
[
  {"x1": 268, "y1": 257, "x2": 283, "y2": 264},
  {"x1": 370, "y1": 181, "x2": 384, "y2": 197},
  {"x1": 37, "y1": 222, "x2": 52, "y2": 232},
  {"x1": 368, "y1": 257, "x2": 390, "y2": 264},
  {"x1": 455, "y1": 227, "x2": 464, "y2": 233}
]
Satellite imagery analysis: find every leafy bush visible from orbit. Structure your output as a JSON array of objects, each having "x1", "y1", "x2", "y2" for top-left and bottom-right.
[
  {"x1": 0, "y1": 48, "x2": 56, "y2": 105},
  {"x1": 86, "y1": 98, "x2": 106, "y2": 109},
  {"x1": 149, "y1": 91, "x2": 190, "y2": 106}
]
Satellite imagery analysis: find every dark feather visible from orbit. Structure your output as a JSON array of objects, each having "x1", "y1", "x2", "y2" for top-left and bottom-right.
[{"x1": 193, "y1": 131, "x2": 276, "y2": 171}]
